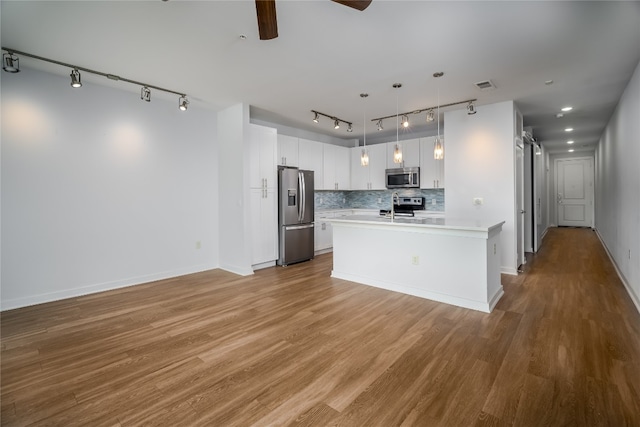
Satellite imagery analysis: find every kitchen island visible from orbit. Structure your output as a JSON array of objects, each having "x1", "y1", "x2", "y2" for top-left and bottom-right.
[{"x1": 328, "y1": 215, "x2": 505, "y2": 313}]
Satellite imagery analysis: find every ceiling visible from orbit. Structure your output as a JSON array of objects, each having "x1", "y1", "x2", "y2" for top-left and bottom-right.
[{"x1": 2, "y1": 1, "x2": 640, "y2": 154}]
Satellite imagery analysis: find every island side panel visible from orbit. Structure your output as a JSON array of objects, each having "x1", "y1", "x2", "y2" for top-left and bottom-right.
[{"x1": 331, "y1": 222, "x2": 502, "y2": 313}]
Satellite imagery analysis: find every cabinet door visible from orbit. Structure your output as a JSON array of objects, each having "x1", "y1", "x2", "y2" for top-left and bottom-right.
[
  {"x1": 386, "y1": 138, "x2": 420, "y2": 168},
  {"x1": 249, "y1": 124, "x2": 277, "y2": 189},
  {"x1": 368, "y1": 143, "x2": 388, "y2": 190},
  {"x1": 250, "y1": 187, "x2": 277, "y2": 264},
  {"x1": 419, "y1": 137, "x2": 444, "y2": 189},
  {"x1": 334, "y1": 145, "x2": 351, "y2": 190},
  {"x1": 277, "y1": 134, "x2": 299, "y2": 167},
  {"x1": 350, "y1": 147, "x2": 370, "y2": 190},
  {"x1": 323, "y1": 144, "x2": 337, "y2": 190},
  {"x1": 298, "y1": 138, "x2": 324, "y2": 190}
]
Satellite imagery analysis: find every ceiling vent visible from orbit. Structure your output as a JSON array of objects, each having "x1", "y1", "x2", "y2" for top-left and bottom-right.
[{"x1": 474, "y1": 80, "x2": 496, "y2": 90}]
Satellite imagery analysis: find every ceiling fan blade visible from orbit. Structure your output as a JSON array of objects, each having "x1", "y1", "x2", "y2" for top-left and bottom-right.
[
  {"x1": 256, "y1": 0, "x2": 278, "y2": 40},
  {"x1": 331, "y1": 0, "x2": 372, "y2": 11}
]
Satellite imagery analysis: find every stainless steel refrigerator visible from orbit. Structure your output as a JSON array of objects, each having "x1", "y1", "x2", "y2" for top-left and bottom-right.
[{"x1": 277, "y1": 166, "x2": 314, "y2": 266}]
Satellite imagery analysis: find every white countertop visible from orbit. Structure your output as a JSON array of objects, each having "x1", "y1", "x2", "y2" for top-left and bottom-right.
[{"x1": 330, "y1": 214, "x2": 504, "y2": 233}]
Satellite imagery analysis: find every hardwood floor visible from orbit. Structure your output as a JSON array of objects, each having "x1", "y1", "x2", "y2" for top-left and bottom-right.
[{"x1": 2, "y1": 227, "x2": 639, "y2": 426}]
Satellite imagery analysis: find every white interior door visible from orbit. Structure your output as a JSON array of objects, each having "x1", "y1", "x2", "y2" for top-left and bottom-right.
[
  {"x1": 556, "y1": 157, "x2": 594, "y2": 227},
  {"x1": 516, "y1": 141, "x2": 525, "y2": 268}
]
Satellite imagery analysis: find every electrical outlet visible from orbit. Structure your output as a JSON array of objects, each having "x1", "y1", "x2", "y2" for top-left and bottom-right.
[
  {"x1": 432, "y1": 199, "x2": 437, "y2": 205},
  {"x1": 411, "y1": 255, "x2": 419, "y2": 265},
  {"x1": 378, "y1": 197, "x2": 382, "y2": 204},
  {"x1": 196, "y1": 241, "x2": 201, "y2": 250},
  {"x1": 473, "y1": 197, "x2": 484, "y2": 206},
  {"x1": 319, "y1": 197, "x2": 323, "y2": 204}
]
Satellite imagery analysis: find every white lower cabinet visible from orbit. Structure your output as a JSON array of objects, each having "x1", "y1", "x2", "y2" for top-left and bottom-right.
[
  {"x1": 250, "y1": 187, "x2": 277, "y2": 265},
  {"x1": 315, "y1": 212, "x2": 334, "y2": 252}
]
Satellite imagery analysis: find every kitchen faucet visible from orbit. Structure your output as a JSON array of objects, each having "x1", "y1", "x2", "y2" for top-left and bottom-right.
[{"x1": 391, "y1": 192, "x2": 400, "y2": 220}]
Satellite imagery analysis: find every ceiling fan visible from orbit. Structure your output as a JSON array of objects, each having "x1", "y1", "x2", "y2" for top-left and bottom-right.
[{"x1": 255, "y1": 0, "x2": 372, "y2": 40}]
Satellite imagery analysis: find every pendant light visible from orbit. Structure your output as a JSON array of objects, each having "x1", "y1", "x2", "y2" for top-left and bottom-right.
[
  {"x1": 360, "y1": 93, "x2": 370, "y2": 166},
  {"x1": 393, "y1": 83, "x2": 403, "y2": 164},
  {"x1": 433, "y1": 72, "x2": 444, "y2": 160}
]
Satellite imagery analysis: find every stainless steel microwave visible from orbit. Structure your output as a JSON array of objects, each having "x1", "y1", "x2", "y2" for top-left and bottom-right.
[{"x1": 385, "y1": 167, "x2": 420, "y2": 189}]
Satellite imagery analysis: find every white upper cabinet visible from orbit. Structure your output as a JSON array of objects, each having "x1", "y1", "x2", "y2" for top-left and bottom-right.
[
  {"x1": 420, "y1": 136, "x2": 445, "y2": 189},
  {"x1": 368, "y1": 143, "x2": 388, "y2": 190},
  {"x1": 277, "y1": 134, "x2": 299, "y2": 167},
  {"x1": 249, "y1": 124, "x2": 278, "y2": 189},
  {"x1": 323, "y1": 144, "x2": 350, "y2": 190},
  {"x1": 386, "y1": 138, "x2": 420, "y2": 169},
  {"x1": 298, "y1": 138, "x2": 324, "y2": 190}
]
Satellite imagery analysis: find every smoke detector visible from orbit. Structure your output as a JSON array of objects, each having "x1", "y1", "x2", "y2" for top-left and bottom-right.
[{"x1": 474, "y1": 80, "x2": 497, "y2": 90}]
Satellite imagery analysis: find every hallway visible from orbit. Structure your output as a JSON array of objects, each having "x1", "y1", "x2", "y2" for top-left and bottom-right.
[{"x1": 1, "y1": 227, "x2": 639, "y2": 426}]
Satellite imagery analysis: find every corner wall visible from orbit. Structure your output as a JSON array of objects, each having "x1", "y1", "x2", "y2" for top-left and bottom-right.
[
  {"x1": 595, "y1": 60, "x2": 640, "y2": 311},
  {"x1": 1, "y1": 67, "x2": 219, "y2": 310},
  {"x1": 444, "y1": 101, "x2": 517, "y2": 274}
]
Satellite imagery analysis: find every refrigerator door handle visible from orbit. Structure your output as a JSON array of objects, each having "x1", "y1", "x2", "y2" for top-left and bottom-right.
[
  {"x1": 285, "y1": 223, "x2": 314, "y2": 231},
  {"x1": 300, "y1": 171, "x2": 306, "y2": 222},
  {"x1": 297, "y1": 171, "x2": 303, "y2": 222}
]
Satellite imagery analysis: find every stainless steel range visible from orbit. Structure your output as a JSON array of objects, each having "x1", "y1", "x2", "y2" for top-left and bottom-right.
[{"x1": 379, "y1": 196, "x2": 425, "y2": 218}]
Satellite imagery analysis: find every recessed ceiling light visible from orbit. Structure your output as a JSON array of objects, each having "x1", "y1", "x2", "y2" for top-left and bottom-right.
[
  {"x1": 561, "y1": 106, "x2": 573, "y2": 112},
  {"x1": 565, "y1": 127, "x2": 574, "y2": 132},
  {"x1": 556, "y1": 113, "x2": 564, "y2": 118},
  {"x1": 567, "y1": 140, "x2": 574, "y2": 144},
  {"x1": 568, "y1": 149, "x2": 575, "y2": 153},
  {"x1": 545, "y1": 80, "x2": 554, "y2": 85}
]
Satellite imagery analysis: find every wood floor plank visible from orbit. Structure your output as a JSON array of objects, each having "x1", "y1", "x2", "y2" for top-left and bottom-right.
[{"x1": 2, "y1": 227, "x2": 639, "y2": 426}]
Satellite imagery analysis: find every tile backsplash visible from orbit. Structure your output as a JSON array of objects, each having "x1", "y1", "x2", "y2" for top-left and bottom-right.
[{"x1": 315, "y1": 189, "x2": 444, "y2": 211}]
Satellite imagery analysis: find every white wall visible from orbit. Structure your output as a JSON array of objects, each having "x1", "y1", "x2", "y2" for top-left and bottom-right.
[
  {"x1": 1, "y1": 67, "x2": 218, "y2": 310},
  {"x1": 217, "y1": 103, "x2": 253, "y2": 275},
  {"x1": 445, "y1": 101, "x2": 518, "y2": 274},
  {"x1": 595, "y1": 60, "x2": 640, "y2": 312}
]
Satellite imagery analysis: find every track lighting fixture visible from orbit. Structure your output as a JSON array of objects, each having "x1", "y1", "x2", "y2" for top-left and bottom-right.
[
  {"x1": 141, "y1": 86, "x2": 151, "y2": 102},
  {"x1": 310, "y1": 110, "x2": 352, "y2": 133},
  {"x1": 426, "y1": 109, "x2": 435, "y2": 122},
  {"x1": 467, "y1": 101, "x2": 477, "y2": 115},
  {"x1": 2, "y1": 47, "x2": 189, "y2": 111},
  {"x1": 401, "y1": 115, "x2": 409, "y2": 128},
  {"x1": 179, "y1": 96, "x2": 189, "y2": 111},
  {"x1": 372, "y1": 98, "x2": 477, "y2": 126},
  {"x1": 377, "y1": 119, "x2": 383, "y2": 131},
  {"x1": 2, "y1": 52, "x2": 19, "y2": 73},
  {"x1": 70, "y1": 69, "x2": 82, "y2": 88}
]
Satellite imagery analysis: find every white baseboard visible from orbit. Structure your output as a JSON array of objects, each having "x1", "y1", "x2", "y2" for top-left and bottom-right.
[
  {"x1": 252, "y1": 260, "x2": 276, "y2": 271},
  {"x1": 501, "y1": 267, "x2": 519, "y2": 276},
  {"x1": 1, "y1": 263, "x2": 219, "y2": 312},
  {"x1": 594, "y1": 229, "x2": 640, "y2": 314}
]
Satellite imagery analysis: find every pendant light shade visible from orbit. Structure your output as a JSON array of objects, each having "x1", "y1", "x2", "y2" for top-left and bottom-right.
[
  {"x1": 360, "y1": 93, "x2": 369, "y2": 167},
  {"x1": 393, "y1": 83, "x2": 403, "y2": 164},
  {"x1": 434, "y1": 138, "x2": 444, "y2": 160}
]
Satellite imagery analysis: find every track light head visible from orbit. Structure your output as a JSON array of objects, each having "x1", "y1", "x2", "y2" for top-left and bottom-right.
[
  {"x1": 426, "y1": 109, "x2": 435, "y2": 122},
  {"x1": 402, "y1": 115, "x2": 409, "y2": 128},
  {"x1": 467, "y1": 101, "x2": 477, "y2": 115},
  {"x1": 179, "y1": 95, "x2": 189, "y2": 111},
  {"x1": 347, "y1": 123, "x2": 353, "y2": 132},
  {"x1": 141, "y1": 86, "x2": 151, "y2": 102},
  {"x1": 313, "y1": 112, "x2": 319, "y2": 123},
  {"x1": 2, "y1": 52, "x2": 20, "y2": 73},
  {"x1": 70, "y1": 69, "x2": 82, "y2": 88},
  {"x1": 377, "y1": 119, "x2": 383, "y2": 131},
  {"x1": 334, "y1": 119, "x2": 340, "y2": 129}
]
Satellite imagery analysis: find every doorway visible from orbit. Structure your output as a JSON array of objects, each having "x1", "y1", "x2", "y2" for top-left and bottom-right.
[{"x1": 555, "y1": 157, "x2": 594, "y2": 228}]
